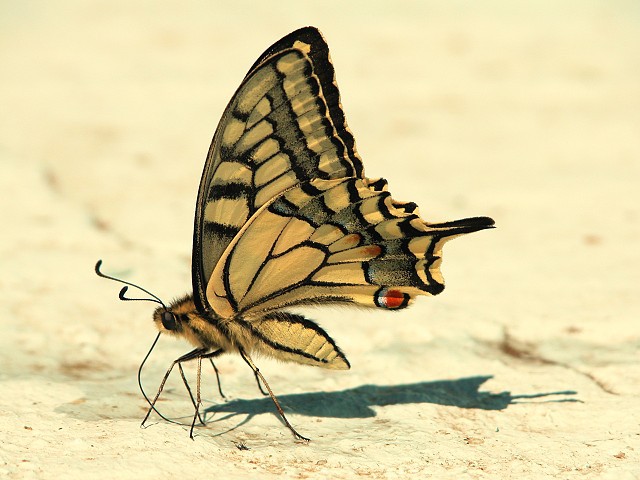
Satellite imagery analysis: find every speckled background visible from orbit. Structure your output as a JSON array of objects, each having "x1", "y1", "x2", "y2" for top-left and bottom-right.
[{"x1": 1, "y1": 1, "x2": 639, "y2": 478}]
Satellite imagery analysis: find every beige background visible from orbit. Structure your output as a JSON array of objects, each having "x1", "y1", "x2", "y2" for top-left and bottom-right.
[{"x1": 1, "y1": 1, "x2": 639, "y2": 478}]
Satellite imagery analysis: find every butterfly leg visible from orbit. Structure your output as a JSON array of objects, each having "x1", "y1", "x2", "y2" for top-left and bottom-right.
[
  {"x1": 141, "y1": 347, "x2": 208, "y2": 428},
  {"x1": 238, "y1": 348, "x2": 310, "y2": 442},
  {"x1": 177, "y1": 361, "x2": 206, "y2": 428},
  {"x1": 208, "y1": 358, "x2": 227, "y2": 400},
  {"x1": 253, "y1": 371, "x2": 269, "y2": 396},
  {"x1": 185, "y1": 349, "x2": 225, "y2": 438},
  {"x1": 187, "y1": 354, "x2": 204, "y2": 439}
]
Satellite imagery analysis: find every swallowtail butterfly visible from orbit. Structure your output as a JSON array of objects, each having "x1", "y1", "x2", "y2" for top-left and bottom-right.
[{"x1": 97, "y1": 26, "x2": 494, "y2": 442}]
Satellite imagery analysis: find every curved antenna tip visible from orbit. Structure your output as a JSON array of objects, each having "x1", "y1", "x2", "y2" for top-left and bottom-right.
[{"x1": 95, "y1": 261, "x2": 165, "y2": 308}]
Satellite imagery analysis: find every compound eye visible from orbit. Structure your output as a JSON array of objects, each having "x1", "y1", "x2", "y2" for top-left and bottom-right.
[{"x1": 161, "y1": 311, "x2": 178, "y2": 331}]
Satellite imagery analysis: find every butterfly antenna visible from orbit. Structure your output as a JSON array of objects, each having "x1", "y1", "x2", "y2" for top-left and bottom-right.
[
  {"x1": 95, "y1": 259, "x2": 167, "y2": 308},
  {"x1": 95, "y1": 261, "x2": 179, "y2": 425},
  {"x1": 138, "y1": 332, "x2": 161, "y2": 407}
]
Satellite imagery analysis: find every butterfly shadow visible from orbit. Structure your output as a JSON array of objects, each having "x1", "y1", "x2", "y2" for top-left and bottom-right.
[{"x1": 200, "y1": 375, "x2": 579, "y2": 435}]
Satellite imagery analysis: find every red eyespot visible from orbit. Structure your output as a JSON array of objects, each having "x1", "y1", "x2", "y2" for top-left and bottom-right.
[{"x1": 374, "y1": 288, "x2": 409, "y2": 309}]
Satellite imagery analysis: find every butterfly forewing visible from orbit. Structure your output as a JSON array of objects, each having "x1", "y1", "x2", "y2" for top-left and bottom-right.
[{"x1": 193, "y1": 28, "x2": 364, "y2": 311}]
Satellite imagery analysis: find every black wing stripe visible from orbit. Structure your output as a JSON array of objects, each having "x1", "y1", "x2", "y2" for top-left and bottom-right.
[{"x1": 207, "y1": 182, "x2": 253, "y2": 201}]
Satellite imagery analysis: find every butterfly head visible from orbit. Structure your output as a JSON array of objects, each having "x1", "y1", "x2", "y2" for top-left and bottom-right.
[
  {"x1": 151, "y1": 295, "x2": 196, "y2": 336},
  {"x1": 153, "y1": 308, "x2": 180, "y2": 333},
  {"x1": 150, "y1": 294, "x2": 226, "y2": 352}
]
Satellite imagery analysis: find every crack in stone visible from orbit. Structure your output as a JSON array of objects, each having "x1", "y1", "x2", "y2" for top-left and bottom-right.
[{"x1": 493, "y1": 328, "x2": 619, "y2": 396}]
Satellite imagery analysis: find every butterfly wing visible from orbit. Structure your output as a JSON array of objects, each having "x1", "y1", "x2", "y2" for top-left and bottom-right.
[
  {"x1": 206, "y1": 177, "x2": 494, "y2": 319},
  {"x1": 192, "y1": 27, "x2": 363, "y2": 313},
  {"x1": 223, "y1": 312, "x2": 350, "y2": 370}
]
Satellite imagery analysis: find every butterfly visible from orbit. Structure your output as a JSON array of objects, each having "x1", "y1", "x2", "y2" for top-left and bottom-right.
[{"x1": 96, "y1": 26, "x2": 494, "y2": 442}]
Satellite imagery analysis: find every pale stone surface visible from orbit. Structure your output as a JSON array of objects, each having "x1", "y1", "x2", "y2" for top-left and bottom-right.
[{"x1": 1, "y1": 1, "x2": 638, "y2": 478}]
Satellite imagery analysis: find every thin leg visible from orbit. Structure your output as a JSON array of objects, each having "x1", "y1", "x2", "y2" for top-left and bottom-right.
[
  {"x1": 239, "y1": 348, "x2": 309, "y2": 442},
  {"x1": 181, "y1": 349, "x2": 225, "y2": 437},
  {"x1": 254, "y1": 371, "x2": 269, "y2": 396},
  {"x1": 209, "y1": 359, "x2": 227, "y2": 399},
  {"x1": 188, "y1": 355, "x2": 203, "y2": 439},
  {"x1": 178, "y1": 362, "x2": 205, "y2": 426},
  {"x1": 141, "y1": 348, "x2": 207, "y2": 427}
]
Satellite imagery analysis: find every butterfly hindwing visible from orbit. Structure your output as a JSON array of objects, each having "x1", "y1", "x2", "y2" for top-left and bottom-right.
[
  {"x1": 206, "y1": 177, "x2": 494, "y2": 318},
  {"x1": 192, "y1": 27, "x2": 364, "y2": 312},
  {"x1": 225, "y1": 313, "x2": 349, "y2": 370}
]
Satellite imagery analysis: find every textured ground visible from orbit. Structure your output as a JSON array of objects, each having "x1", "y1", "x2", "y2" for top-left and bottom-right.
[{"x1": 1, "y1": 1, "x2": 639, "y2": 479}]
